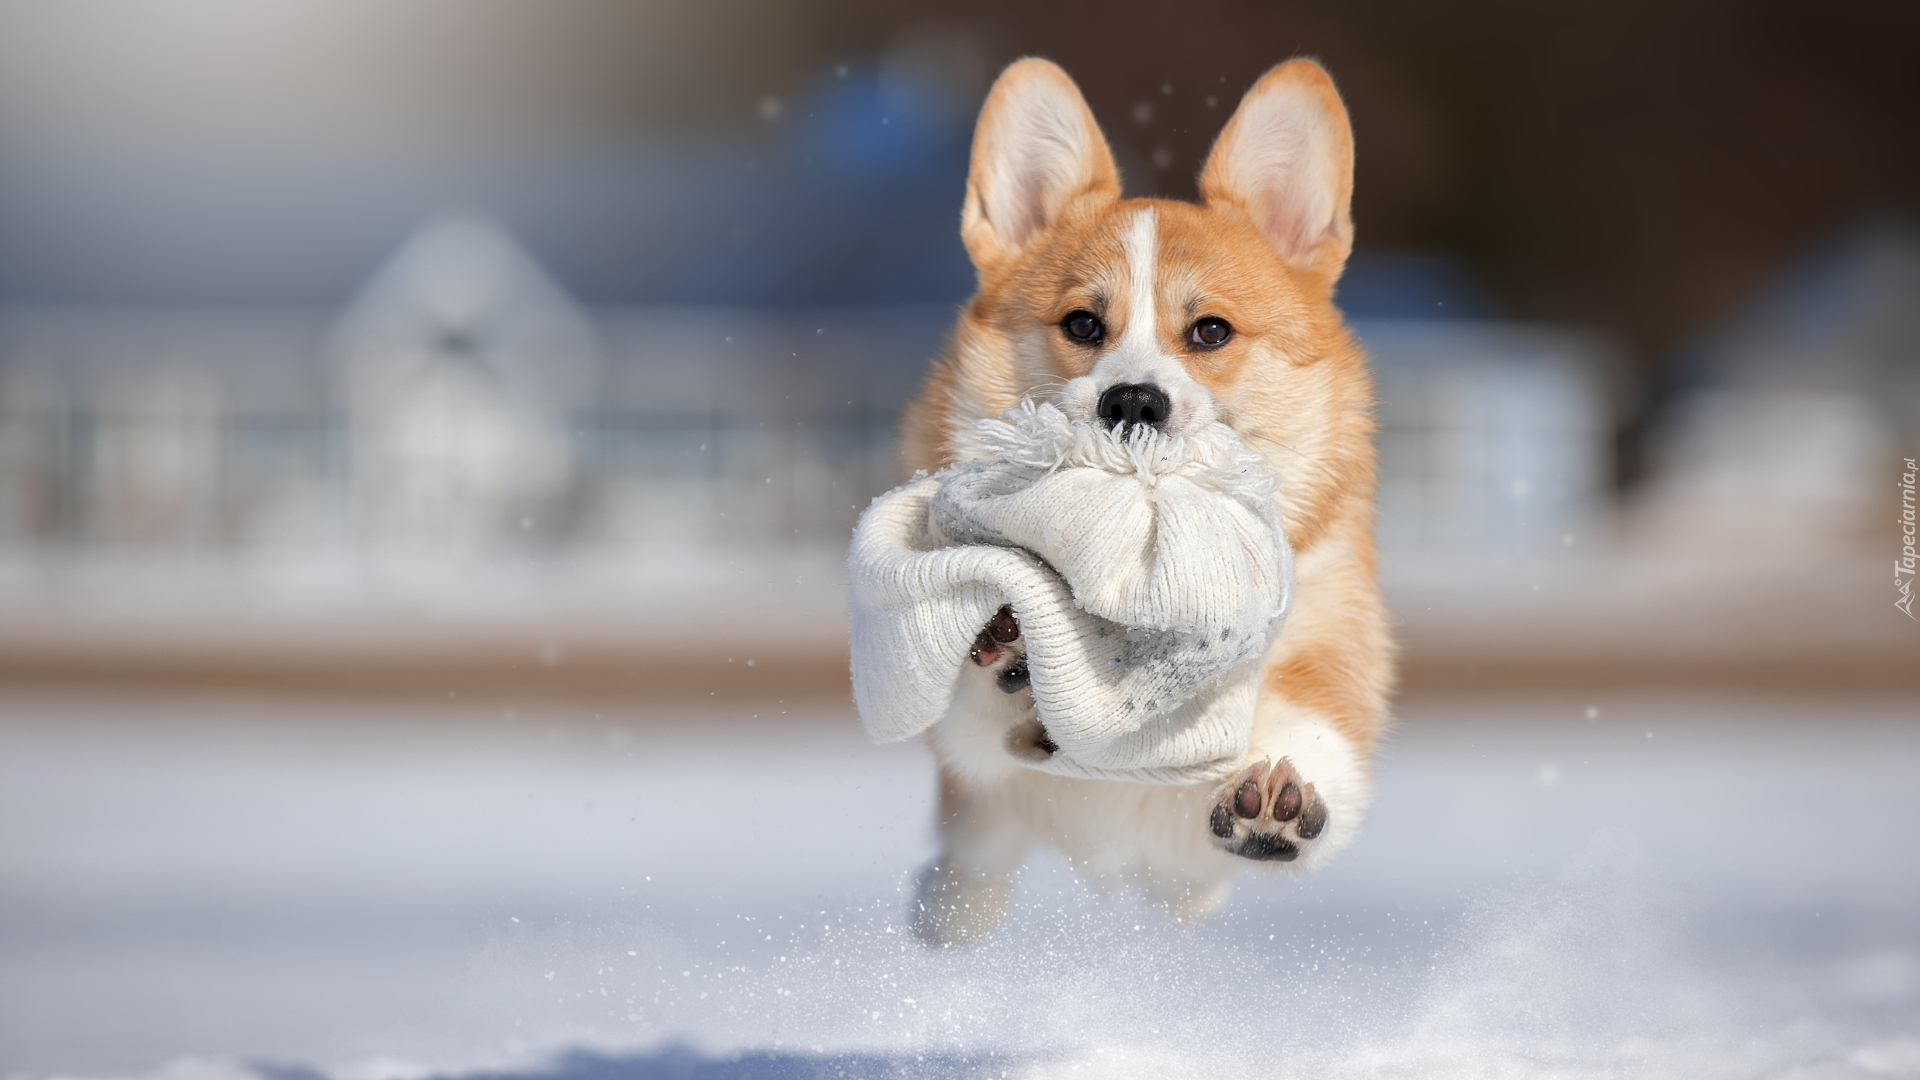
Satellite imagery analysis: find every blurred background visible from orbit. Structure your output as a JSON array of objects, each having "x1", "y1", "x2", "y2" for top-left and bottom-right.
[
  {"x1": 0, "y1": 2, "x2": 1916, "y2": 1078},
  {"x1": 0, "y1": 0, "x2": 1915, "y2": 691}
]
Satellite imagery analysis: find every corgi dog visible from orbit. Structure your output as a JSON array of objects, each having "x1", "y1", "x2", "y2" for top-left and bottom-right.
[{"x1": 898, "y1": 58, "x2": 1392, "y2": 944}]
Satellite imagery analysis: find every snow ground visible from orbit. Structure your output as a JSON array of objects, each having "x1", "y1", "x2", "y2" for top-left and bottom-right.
[{"x1": 2, "y1": 692, "x2": 1917, "y2": 1080}]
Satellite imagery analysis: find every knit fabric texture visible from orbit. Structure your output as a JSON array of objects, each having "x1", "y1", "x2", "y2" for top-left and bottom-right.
[{"x1": 848, "y1": 400, "x2": 1293, "y2": 784}]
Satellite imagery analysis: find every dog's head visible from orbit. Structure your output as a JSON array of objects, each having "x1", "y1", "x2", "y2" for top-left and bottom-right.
[{"x1": 933, "y1": 59, "x2": 1373, "y2": 544}]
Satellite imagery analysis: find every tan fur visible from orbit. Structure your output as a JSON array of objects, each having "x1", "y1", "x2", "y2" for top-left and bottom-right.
[{"x1": 899, "y1": 59, "x2": 1393, "y2": 943}]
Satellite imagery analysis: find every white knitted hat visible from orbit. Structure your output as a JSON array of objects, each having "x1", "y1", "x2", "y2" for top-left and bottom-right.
[{"x1": 848, "y1": 401, "x2": 1293, "y2": 784}]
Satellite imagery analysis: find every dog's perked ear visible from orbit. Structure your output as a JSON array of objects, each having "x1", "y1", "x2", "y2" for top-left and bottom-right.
[
  {"x1": 1200, "y1": 60, "x2": 1356, "y2": 297},
  {"x1": 961, "y1": 58, "x2": 1121, "y2": 276}
]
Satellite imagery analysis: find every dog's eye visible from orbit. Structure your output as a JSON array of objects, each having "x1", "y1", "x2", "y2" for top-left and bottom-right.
[
  {"x1": 1061, "y1": 310, "x2": 1104, "y2": 343},
  {"x1": 1190, "y1": 317, "x2": 1232, "y2": 347}
]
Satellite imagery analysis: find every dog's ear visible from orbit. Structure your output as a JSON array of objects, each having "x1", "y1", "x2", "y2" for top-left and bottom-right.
[
  {"x1": 1200, "y1": 60, "x2": 1355, "y2": 295},
  {"x1": 961, "y1": 59, "x2": 1121, "y2": 274}
]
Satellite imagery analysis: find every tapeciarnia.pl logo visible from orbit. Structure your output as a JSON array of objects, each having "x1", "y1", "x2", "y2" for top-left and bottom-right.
[{"x1": 1899, "y1": 457, "x2": 1917, "y2": 619}]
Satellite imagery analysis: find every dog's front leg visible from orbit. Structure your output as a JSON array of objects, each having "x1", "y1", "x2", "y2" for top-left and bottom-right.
[
  {"x1": 917, "y1": 612, "x2": 1037, "y2": 947},
  {"x1": 913, "y1": 764, "x2": 1029, "y2": 947}
]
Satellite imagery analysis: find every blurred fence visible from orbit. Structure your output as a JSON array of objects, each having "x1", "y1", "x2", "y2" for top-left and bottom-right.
[
  {"x1": 0, "y1": 397, "x2": 901, "y2": 555},
  {"x1": 1361, "y1": 320, "x2": 1618, "y2": 556}
]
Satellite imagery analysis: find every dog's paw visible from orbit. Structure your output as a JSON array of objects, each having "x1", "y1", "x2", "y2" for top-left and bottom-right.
[
  {"x1": 911, "y1": 860, "x2": 1012, "y2": 947},
  {"x1": 969, "y1": 606, "x2": 1029, "y2": 693},
  {"x1": 1206, "y1": 757, "x2": 1329, "y2": 863}
]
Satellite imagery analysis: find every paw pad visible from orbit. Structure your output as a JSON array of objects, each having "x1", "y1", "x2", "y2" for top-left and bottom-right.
[
  {"x1": 1209, "y1": 757, "x2": 1329, "y2": 863},
  {"x1": 970, "y1": 606, "x2": 1030, "y2": 695}
]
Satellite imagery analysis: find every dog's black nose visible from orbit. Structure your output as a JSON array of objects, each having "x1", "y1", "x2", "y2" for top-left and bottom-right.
[{"x1": 1096, "y1": 383, "x2": 1170, "y2": 432}]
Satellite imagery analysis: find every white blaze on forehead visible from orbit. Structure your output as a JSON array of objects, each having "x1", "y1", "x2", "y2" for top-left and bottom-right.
[
  {"x1": 1119, "y1": 207, "x2": 1158, "y2": 354},
  {"x1": 1056, "y1": 202, "x2": 1219, "y2": 433}
]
